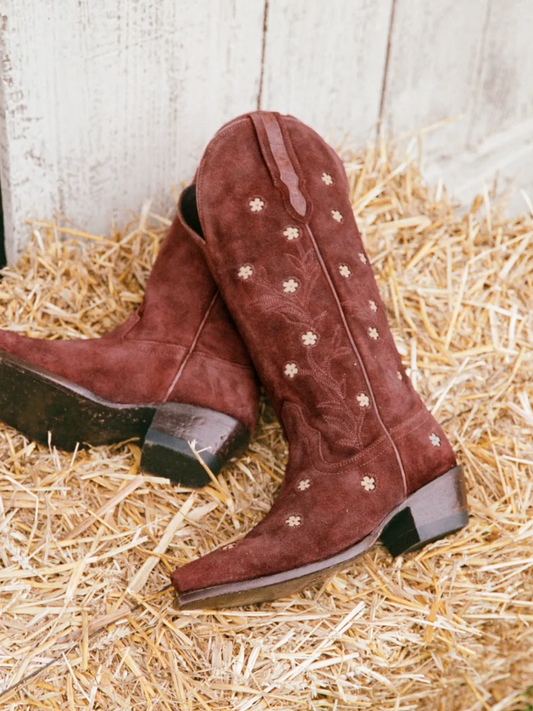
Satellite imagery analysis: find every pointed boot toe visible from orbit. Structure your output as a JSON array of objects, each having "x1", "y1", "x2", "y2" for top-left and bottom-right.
[
  {"x1": 0, "y1": 194, "x2": 259, "y2": 487},
  {"x1": 171, "y1": 111, "x2": 468, "y2": 605}
]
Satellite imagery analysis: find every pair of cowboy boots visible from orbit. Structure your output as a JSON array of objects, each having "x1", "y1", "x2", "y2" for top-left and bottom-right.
[{"x1": 0, "y1": 111, "x2": 468, "y2": 609}]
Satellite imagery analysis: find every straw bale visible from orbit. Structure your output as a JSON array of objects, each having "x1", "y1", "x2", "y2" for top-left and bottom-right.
[{"x1": 0, "y1": 143, "x2": 532, "y2": 710}]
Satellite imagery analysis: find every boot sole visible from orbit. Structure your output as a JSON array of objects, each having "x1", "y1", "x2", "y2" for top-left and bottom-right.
[
  {"x1": 177, "y1": 466, "x2": 468, "y2": 608},
  {"x1": 0, "y1": 349, "x2": 249, "y2": 487}
]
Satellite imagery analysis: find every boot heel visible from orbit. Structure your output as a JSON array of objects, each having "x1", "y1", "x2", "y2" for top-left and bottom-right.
[
  {"x1": 140, "y1": 403, "x2": 250, "y2": 488},
  {"x1": 380, "y1": 466, "x2": 468, "y2": 557}
]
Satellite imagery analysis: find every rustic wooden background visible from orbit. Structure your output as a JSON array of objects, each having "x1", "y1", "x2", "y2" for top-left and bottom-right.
[{"x1": 0, "y1": 0, "x2": 532, "y2": 262}]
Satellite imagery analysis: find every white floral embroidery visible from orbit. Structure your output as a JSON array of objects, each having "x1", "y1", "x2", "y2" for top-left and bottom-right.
[
  {"x1": 298, "y1": 479, "x2": 311, "y2": 491},
  {"x1": 357, "y1": 393, "x2": 370, "y2": 408},
  {"x1": 359, "y1": 252, "x2": 367, "y2": 264},
  {"x1": 322, "y1": 172, "x2": 334, "y2": 185},
  {"x1": 397, "y1": 371, "x2": 403, "y2": 380},
  {"x1": 430, "y1": 433, "x2": 441, "y2": 447},
  {"x1": 361, "y1": 476, "x2": 376, "y2": 492},
  {"x1": 286, "y1": 515, "x2": 302, "y2": 528},
  {"x1": 339, "y1": 264, "x2": 351, "y2": 278},
  {"x1": 238, "y1": 265, "x2": 253, "y2": 280},
  {"x1": 369, "y1": 300, "x2": 378, "y2": 312},
  {"x1": 283, "y1": 278, "x2": 299, "y2": 294},
  {"x1": 222, "y1": 543, "x2": 235, "y2": 551},
  {"x1": 368, "y1": 327, "x2": 379, "y2": 340},
  {"x1": 249, "y1": 197, "x2": 264, "y2": 212},
  {"x1": 301, "y1": 331, "x2": 318, "y2": 346},
  {"x1": 284, "y1": 226, "x2": 300, "y2": 241},
  {"x1": 284, "y1": 362, "x2": 298, "y2": 378},
  {"x1": 332, "y1": 210, "x2": 343, "y2": 222}
]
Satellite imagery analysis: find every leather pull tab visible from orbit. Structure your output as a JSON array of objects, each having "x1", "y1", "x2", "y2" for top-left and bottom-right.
[{"x1": 250, "y1": 112, "x2": 307, "y2": 217}]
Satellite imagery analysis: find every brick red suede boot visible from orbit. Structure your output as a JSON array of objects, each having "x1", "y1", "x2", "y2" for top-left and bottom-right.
[
  {"x1": 171, "y1": 111, "x2": 468, "y2": 606},
  {"x1": 0, "y1": 190, "x2": 259, "y2": 487}
]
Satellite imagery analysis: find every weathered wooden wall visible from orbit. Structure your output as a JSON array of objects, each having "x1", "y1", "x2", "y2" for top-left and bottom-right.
[{"x1": 0, "y1": 0, "x2": 532, "y2": 262}]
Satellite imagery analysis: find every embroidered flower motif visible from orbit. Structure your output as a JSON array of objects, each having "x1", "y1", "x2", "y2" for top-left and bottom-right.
[
  {"x1": 368, "y1": 327, "x2": 379, "y2": 340},
  {"x1": 301, "y1": 331, "x2": 318, "y2": 347},
  {"x1": 397, "y1": 371, "x2": 403, "y2": 380},
  {"x1": 249, "y1": 197, "x2": 265, "y2": 212},
  {"x1": 284, "y1": 226, "x2": 300, "y2": 241},
  {"x1": 357, "y1": 393, "x2": 370, "y2": 408},
  {"x1": 339, "y1": 264, "x2": 351, "y2": 278},
  {"x1": 284, "y1": 362, "x2": 298, "y2": 378},
  {"x1": 238, "y1": 265, "x2": 253, "y2": 280},
  {"x1": 222, "y1": 543, "x2": 235, "y2": 551},
  {"x1": 430, "y1": 433, "x2": 441, "y2": 447},
  {"x1": 286, "y1": 515, "x2": 302, "y2": 528},
  {"x1": 332, "y1": 210, "x2": 343, "y2": 222},
  {"x1": 298, "y1": 479, "x2": 311, "y2": 491},
  {"x1": 361, "y1": 476, "x2": 376, "y2": 492},
  {"x1": 369, "y1": 300, "x2": 378, "y2": 312},
  {"x1": 283, "y1": 278, "x2": 299, "y2": 294},
  {"x1": 359, "y1": 252, "x2": 368, "y2": 264},
  {"x1": 322, "y1": 172, "x2": 334, "y2": 185}
]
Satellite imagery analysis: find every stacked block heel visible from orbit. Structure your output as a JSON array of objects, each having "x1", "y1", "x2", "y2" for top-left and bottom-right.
[
  {"x1": 380, "y1": 466, "x2": 468, "y2": 557},
  {"x1": 140, "y1": 402, "x2": 250, "y2": 488}
]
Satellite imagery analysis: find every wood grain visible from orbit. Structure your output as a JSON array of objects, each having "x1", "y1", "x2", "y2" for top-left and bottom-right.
[
  {"x1": 380, "y1": 0, "x2": 489, "y2": 158},
  {"x1": 260, "y1": 0, "x2": 393, "y2": 147},
  {"x1": 1, "y1": 0, "x2": 533, "y2": 261},
  {"x1": 0, "y1": 0, "x2": 265, "y2": 262},
  {"x1": 468, "y1": 0, "x2": 533, "y2": 147}
]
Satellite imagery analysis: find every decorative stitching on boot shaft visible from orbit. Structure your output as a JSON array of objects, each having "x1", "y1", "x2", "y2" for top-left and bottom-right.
[
  {"x1": 361, "y1": 476, "x2": 376, "y2": 491},
  {"x1": 357, "y1": 393, "x2": 370, "y2": 408},
  {"x1": 284, "y1": 362, "x2": 299, "y2": 378},
  {"x1": 238, "y1": 265, "x2": 254, "y2": 280},
  {"x1": 430, "y1": 433, "x2": 441, "y2": 447},
  {"x1": 282, "y1": 401, "x2": 432, "y2": 475},
  {"x1": 339, "y1": 264, "x2": 351, "y2": 278},
  {"x1": 368, "y1": 327, "x2": 379, "y2": 340},
  {"x1": 249, "y1": 197, "x2": 265, "y2": 212},
  {"x1": 301, "y1": 331, "x2": 318, "y2": 347},
  {"x1": 284, "y1": 226, "x2": 300, "y2": 241},
  {"x1": 321, "y1": 172, "x2": 334, "y2": 185},
  {"x1": 297, "y1": 478, "x2": 311, "y2": 491},
  {"x1": 359, "y1": 253, "x2": 367, "y2": 264},
  {"x1": 369, "y1": 300, "x2": 378, "y2": 312},
  {"x1": 283, "y1": 278, "x2": 299, "y2": 293},
  {"x1": 286, "y1": 515, "x2": 302, "y2": 527},
  {"x1": 332, "y1": 210, "x2": 343, "y2": 222}
]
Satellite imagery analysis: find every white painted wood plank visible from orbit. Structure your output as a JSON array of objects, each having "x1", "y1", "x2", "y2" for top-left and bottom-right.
[
  {"x1": 425, "y1": 117, "x2": 533, "y2": 215},
  {"x1": 260, "y1": 0, "x2": 393, "y2": 149},
  {"x1": 468, "y1": 0, "x2": 533, "y2": 147},
  {"x1": 0, "y1": 0, "x2": 265, "y2": 262},
  {"x1": 380, "y1": 0, "x2": 489, "y2": 160}
]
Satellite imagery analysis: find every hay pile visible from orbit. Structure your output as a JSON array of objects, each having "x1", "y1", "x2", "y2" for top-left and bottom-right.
[{"x1": 1, "y1": 145, "x2": 532, "y2": 711}]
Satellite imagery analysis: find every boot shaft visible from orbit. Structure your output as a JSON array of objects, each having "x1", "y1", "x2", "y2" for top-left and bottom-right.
[
  {"x1": 126, "y1": 199, "x2": 252, "y2": 370},
  {"x1": 192, "y1": 111, "x2": 456, "y2": 492}
]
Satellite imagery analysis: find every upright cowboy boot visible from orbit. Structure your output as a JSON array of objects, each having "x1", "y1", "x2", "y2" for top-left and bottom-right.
[
  {"x1": 0, "y1": 191, "x2": 259, "y2": 487},
  {"x1": 171, "y1": 111, "x2": 468, "y2": 606}
]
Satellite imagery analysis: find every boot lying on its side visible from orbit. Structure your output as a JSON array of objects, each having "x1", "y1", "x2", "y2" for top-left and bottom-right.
[
  {"x1": 0, "y1": 192, "x2": 259, "y2": 487},
  {"x1": 171, "y1": 111, "x2": 468, "y2": 606}
]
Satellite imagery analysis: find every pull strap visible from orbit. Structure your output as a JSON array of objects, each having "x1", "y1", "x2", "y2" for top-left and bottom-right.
[{"x1": 250, "y1": 111, "x2": 308, "y2": 218}]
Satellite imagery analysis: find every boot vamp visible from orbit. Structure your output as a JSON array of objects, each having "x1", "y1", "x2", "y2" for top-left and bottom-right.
[
  {"x1": 173, "y1": 443, "x2": 403, "y2": 593},
  {"x1": 0, "y1": 329, "x2": 185, "y2": 404}
]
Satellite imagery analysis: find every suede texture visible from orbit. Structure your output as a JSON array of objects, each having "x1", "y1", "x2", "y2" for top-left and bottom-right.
[
  {"x1": 172, "y1": 112, "x2": 458, "y2": 595},
  {"x1": 0, "y1": 196, "x2": 259, "y2": 432}
]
